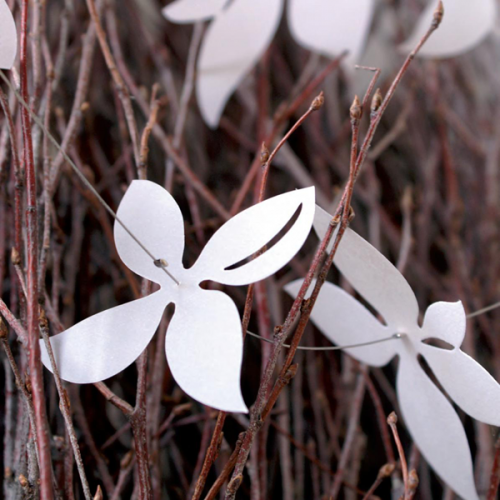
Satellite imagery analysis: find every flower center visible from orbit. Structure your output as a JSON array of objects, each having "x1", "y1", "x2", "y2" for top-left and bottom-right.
[{"x1": 153, "y1": 258, "x2": 181, "y2": 286}]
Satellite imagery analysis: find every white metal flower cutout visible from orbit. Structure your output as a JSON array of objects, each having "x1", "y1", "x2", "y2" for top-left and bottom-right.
[
  {"x1": 285, "y1": 206, "x2": 500, "y2": 500},
  {"x1": 0, "y1": 0, "x2": 17, "y2": 69},
  {"x1": 40, "y1": 180, "x2": 315, "y2": 413},
  {"x1": 401, "y1": 0, "x2": 497, "y2": 58},
  {"x1": 162, "y1": 0, "x2": 375, "y2": 127}
]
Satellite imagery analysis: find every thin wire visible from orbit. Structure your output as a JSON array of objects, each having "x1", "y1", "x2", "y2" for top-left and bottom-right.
[
  {"x1": 4, "y1": 71, "x2": 500, "y2": 322},
  {"x1": 0, "y1": 70, "x2": 180, "y2": 286},
  {"x1": 467, "y1": 301, "x2": 500, "y2": 319},
  {"x1": 247, "y1": 299, "x2": 500, "y2": 352},
  {"x1": 246, "y1": 330, "x2": 403, "y2": 351}
]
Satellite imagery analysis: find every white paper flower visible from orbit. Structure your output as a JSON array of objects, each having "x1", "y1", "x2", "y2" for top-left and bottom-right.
[
  {"x1": 0, "y1": 0, "x2": 17, "y2": 69},
  {"x1": 285, "y1": 206, "x2": 500, "y2": 500},
  {"x1": 163, "y1": 0, "x2": 376, "y2": 127},
  {"x1": 41, "y1": 180, "x2": 315, "y2": 413},
  {"x1": 401, "y1": 0, "x2": 497, "y2": 58}
]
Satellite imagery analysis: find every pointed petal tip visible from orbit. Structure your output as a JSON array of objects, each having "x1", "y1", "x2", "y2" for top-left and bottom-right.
[
  {"x1": 192, "y1": 391, "x2": 248, "y2": 413},
  {"x1": 196, "y1": 82, "x2": 223, "y2": 128},
  {"x1": 223, "y1": 395, "x2": 248, "y2": 414},
  {"x1": 162, "y1": 0, "x2": 227, "y2": 24},
  {"x1": 301, "y1": 185, "x2": 316, "y2": 201}
]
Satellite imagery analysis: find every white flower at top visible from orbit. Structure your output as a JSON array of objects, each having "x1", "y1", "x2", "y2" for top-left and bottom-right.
[
  {"x1": 163, "y1": 0, "x2": 376, "y2": 127},
  {"x1": 40, "y1": 180, "x2": 315, "y2": 413},
  {"x1": 285, "y1": 206, "x2": 500, "y2": 500},
  {"x1": 401, "y1": 0, "x2": 497, "y2": 59},
  {"x1": 163, "y1": 0, "x2": 498, "y2": 129},
  {"x1": 0, "y1": 0, "x2": 17, "y2": 70}
]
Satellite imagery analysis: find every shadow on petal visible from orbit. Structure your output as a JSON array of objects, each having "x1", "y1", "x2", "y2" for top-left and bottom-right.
[
  {"x1": 41, "y1": 291, "x2": 168, "y2": 384},
  {"x1": 165, "y1": 287, "x2": 247, "y2": 413},
  {"x1": 397, "y1": 354, "x2": 479, "y2": 500},
  {"x1": 421, "y1": 344, "x2": 500, "y2": 427}
]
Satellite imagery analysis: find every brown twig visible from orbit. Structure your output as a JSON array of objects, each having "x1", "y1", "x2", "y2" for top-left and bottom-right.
[
  {"x1": 20, "y1": 1, "x2": 53, "y2": 496},
  {"x1": 387, "y1": 412, "x2": 410, "y2": 499}
]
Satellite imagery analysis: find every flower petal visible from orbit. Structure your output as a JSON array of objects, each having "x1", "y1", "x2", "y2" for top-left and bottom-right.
[
  {"x1": 165, "y1": 287, "x2": 247, "y2": 412},
  {"x1": 397, "y1": 354, "x2": 479, "y2": 500},
  {"x1": 314, "y1": 206, "x2": 419, "y2": 331},
  {"x1": 400, "y1": 0, "x2": 497, "y2": 58},
  {"x1": 0, "y1": 0, "x2": 17, "y2": 70},
  {"x1": 114, "y1": 180, "x2": 185, "y2": 287},
  {"x1": 284, "y1": 279, "x2": 396, "y2": 366},
  {"x1": 288, "y1": 0, "x2": 375, "y2": 63},
  {"x1": 190, "y1": 188, "x2": 315, "y2": 286},
  {"x1": 162, "y1": 0, "x2": 228, "y2": 24},
  {"x1": 40, "y1": 291, "x2": 168, "y2": 384},
  {"x1": 421, "y1": 344, "x2": 500, "y2": 426},
  {"x1": 196, "y1": 0, "x2": 284, "y2": 127},
  {"x1": 421, "y1": 301, "x2": 466, "y2": 348}
]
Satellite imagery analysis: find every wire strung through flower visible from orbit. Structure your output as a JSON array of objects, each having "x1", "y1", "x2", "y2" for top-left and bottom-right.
[
  {"x1": 2, "y1": 71, "x2": 500, "y2": 321},
  {"x1": 247, "y1": 298, "x2": 500, "y2": 351},
  {"x1": 0, "y1": 70, "x2": 181, "y2": 287},
  {"x1": 466, "y1": 301, "x2": 500, "y2": 319},
  {"x1": 245, "y1": 330, "x2": 404, "y2": 351}
]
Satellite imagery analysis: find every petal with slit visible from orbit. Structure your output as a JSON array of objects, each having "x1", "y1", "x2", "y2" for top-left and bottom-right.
[
  {"x1": 421, "y1": 301, "x2": 466, "y2": 348},
  {"x1": 191, "y1": 188, "x2": 314, "y2": 286},
  {"x1": 421, "y1": 344, "x2": 500, "y2": 427},
  {"x1": 284, "y1": 279, "x2": 396, "y2": 367},
  {"x1": 314, "y1": 206, "x2": 419, "y2": 330}
]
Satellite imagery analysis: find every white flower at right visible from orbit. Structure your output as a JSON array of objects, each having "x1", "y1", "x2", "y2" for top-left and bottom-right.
[{"x1": 285, "y1": 205, "x2": 500, "y2": 500}]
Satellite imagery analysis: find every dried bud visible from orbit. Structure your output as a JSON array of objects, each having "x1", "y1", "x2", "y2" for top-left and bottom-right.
[
  {"x1": 39, "y1": 308, "x2": 49, "y2": 331},
  {"x1": 80, "y1": 102, "x2": 90, "y2": 113},
  {"x1": 0, "y1": 317, "x2": 7, "y2": 339},
  {"x1": 24, "y1": 373, "x2": 32, "y2": 394},
  {"x1": 4, "y1": 466, "x2": 12, "y2": 479},
  {"x1": 93, "y1": 485, "x2": 103, "y2": 500},
  {"x1": 300, "y1": 297, "x2": 312, "y2": 314},
  {"x1": 260, "y1": 143, "x2": 270, "y2": 165},
  {"x1": 310, "y1": 91, "x2": 324, "y2": 111},
  {"x1": 227, "y1": 474, "x2": 243, "y2": 494},
  {"x1": 432, "y1": 1, "x2": 444, "y2": 30},
  {"x1": 120, "y1": 451, "x2": 134, "y2": 469},
  {"x1": 387, "y1": 411, "x2": 398, "y2": 426},
  {"x1": 18, "y1": 474, "x2": 29, "y2": 489},
  {"x1": 377, "y1": 463, "x2": 395, "y2": 479},
  {"x1": 11, "y1": 247, "x2": 21, "y2": 266},
  {"x1": 348, "y1": 205, "x2": 356, "y2": 222},
  {"x1": 59, "y1": 388, "x2": 71, "y2": 412},
  {"x1": 284, "y1": 364, "x2": 298, "y2": 384},
  {"x1": 371, "y1": 89, "x2": 383, "y2": 116},
  {"x1": 215, "y1": 431, "x2": 224, "y2": 457},
  {"x1": 402, "y1": 186, "x2": 413, "y2": 211},
  {"x1": 53, "y1": 435, "x2": 65, "y2": 451},
  {"x1": 273, "y1": 325, "x2": 283, "y2": 339},
  {"x1": 330, "y1": 215, "x2": 341, "y2": 227},
  {"x1": 408, "y1": 469, "x2": 419, "y2": 491},
  {"x1": 350, "y1": 95, "x2": 362, "y2": 121}
]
